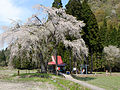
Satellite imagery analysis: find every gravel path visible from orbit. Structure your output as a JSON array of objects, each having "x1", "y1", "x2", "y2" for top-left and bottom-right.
[
  {"x1": 62, "y1": 74, "x2": 105, "y2": 90},
  {"x1": 0, "y1": 81, "x2": 57, "y2": 90}
]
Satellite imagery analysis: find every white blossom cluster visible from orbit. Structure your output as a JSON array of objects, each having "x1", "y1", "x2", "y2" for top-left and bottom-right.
[
  {"x1": 104, "y1": 45, "x2": 120, "y2": 62},
  {"x1": 0, "y1": 5, "x2": 88, "y2": 66}
]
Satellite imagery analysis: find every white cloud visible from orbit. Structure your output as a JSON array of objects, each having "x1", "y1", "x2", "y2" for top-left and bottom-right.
[{"x1": 0, "y1": 0, "x2": 31, "y2": 23}]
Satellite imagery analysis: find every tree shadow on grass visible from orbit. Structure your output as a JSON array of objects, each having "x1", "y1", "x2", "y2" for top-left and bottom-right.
[{"x1": 72, "y1": 75, "x2": 96, "y2": 81}]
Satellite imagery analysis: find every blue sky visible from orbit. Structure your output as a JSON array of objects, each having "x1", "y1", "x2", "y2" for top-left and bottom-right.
[{"x1": 0, "y1": 0, "x2": 69, "y2": 34}]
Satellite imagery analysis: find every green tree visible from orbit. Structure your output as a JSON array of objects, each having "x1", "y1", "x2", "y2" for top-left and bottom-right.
[
  {"x1": 81, "y1": 0, "x2": 103, "y2": 54},
  {"x1": 66, "y1": 0, "x2": 82, "y2": 20},
  {"x1": 66, "y1": 0, "x2": 103, "y2": 73},
  {"x1": 52, "y1": 0, "x2": 63, "y2": 9},
  {"x1": 105, "y1": 25, "x2": 113, "y2": 46},
  {"x1": 4, "y1": 48, "x2": 10, "y2": 65},
  {"x1": 0, "y1": 50, "x2": 7, "y2": 66},
  {"x1": 105, "y1": 25, "x2": 118, "y2": 46},
  {"x1": 99, "y1": 18, "x2": 107, "y2": 46},
  {"x1": 117, "y1": 25, "x2": 120, "y2": 47},
  {"x1": 110, "y1": 27, "x2": 118, "y2": 46}
]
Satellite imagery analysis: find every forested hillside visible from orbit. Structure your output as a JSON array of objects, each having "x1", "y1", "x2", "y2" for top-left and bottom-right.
[{"x1": 88, "y1": 0, "x2": 120, "y2": 27}]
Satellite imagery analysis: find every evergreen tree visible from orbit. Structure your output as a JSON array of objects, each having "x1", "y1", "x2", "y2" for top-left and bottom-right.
[
  {"x1": 110, "y1": 27, "x2": 117, "y2": 46},
  {"x1": 66, "y1": 0, "x2": 103, "y2": 54},
  {"x1": 81, "y1": 0, "x2": 103, "y2": 54},
  {"x1": 52, "y1": 0, "x2": 63, "y2": 9},
  {"x1": 99, "y1": 18, "x2": 107, "y2": 46},
  {"x1": 105, "y1": 25, "x2": 118, "y2": 46},
  {"x1": 0, "y1": 50, "x2": 7, "y2": 66},
  {"x1": 0, "y1": 50, "x2": 6, "y2": 62},
  {"x1": 66, "y1": 0, "x2": 103, "y2": 73},
  {"x1": 105, "y1": 24, "x2": 113, "y2": 46},
  {"x1": 117, "y1": 25, "x2": 120, "y2": 47},
  {"x1": 66, "y1": 0, "x2": 82, "y2": 20}
]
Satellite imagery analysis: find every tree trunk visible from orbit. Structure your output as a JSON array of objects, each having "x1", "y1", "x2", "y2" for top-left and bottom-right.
[
  {"x1": 8, "y1": 57, "x2": 14, "y2": 69},
  {"x1": 45, "y1": 61, "x2": 48, "y2": 72},
  {"x1": 100, "y1": 54, "x2": 103, "y2": 71},
  {"x1": 70, "y1": 56, "x2": 72, "y2": 74},
  {"x1": 55, "y1": 49, "x2": 58, "y2": 75},
  {"x1": 4, "y1": 57, "x2": 7, "y2": 66},
  {"x1": 110, "y1": 66, "x2": 112, "y2": 76},
  {"x1": 73, "y1": 60, "x2": 75, "y2": 68},
  {"x1": 41, "y1": 62, "x2": 46, "y2": 73},
  {"x1": 39, "y1": 53, "x2": 46, "y2": 73},
  {"x1": 86, "y1": 56, "x2": 88, "y2": 74},
  {"x1": 90, "y1": 53, "x2": 93, "y2": 74},
  {"x1": 18, "y1": 69, "x2": 20, "y2": 75}
]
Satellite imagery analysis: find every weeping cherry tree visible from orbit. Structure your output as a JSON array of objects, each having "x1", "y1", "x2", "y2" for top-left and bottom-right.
[{"x1": 0, "y1": 5, "x2": 88, "y2": 72}]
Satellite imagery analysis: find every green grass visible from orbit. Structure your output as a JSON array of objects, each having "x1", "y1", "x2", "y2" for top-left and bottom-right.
[
  {"x1": 51, "y1": 78, "x2": 90, "y2": 90},
  {"x1": 72, "y1": 75, "x2": 95, "y2": 81},
  {"x1": 87, "y1": 76, "x2": 120, "y2": 90},
  {"x1": 72, "y1": 74, "x2": 120, "y2": 90}
]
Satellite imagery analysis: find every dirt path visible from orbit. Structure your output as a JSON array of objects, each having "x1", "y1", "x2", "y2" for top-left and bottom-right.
[
  {"x1": 0, "y1": 81, "x2": 57, "y2": 90},
  {"x1": 61, "y1": 74, "x2": 105, "y2": 90}
]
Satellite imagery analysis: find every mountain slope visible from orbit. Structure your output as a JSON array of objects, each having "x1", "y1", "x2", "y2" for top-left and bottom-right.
[{"x1": 88, "y1": 0, "x2": 120, "y2": 27}]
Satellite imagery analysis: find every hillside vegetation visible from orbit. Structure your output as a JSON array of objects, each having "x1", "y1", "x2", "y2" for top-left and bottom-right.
[{"x1": 88, "y1": 0, "x2": 120, "y2": 27}]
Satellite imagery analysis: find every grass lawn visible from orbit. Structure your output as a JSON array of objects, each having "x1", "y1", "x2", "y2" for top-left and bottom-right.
[
  {"x1": 0, "y1": 67, "x2": 90, "y2": 90},
  {"x1": 87, "y1": 76, "x2": 120, "y2": 90},
  {"x1": 72, "y1": 73, "x2": 120, "y2": 90}
]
